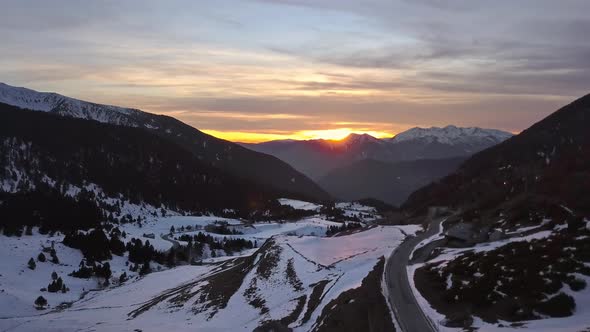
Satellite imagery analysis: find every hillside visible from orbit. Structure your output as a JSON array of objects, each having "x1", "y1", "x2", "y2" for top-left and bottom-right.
[
  {"x1": 0, "y1": 197, "x2": 418, "y2": 331},
  {"x1": 0, "y1": 103, "x2": 300, "y2": 233},
  {"x1": 401, "y1": 93, "x2": 590, "y2": 330},
  {"x1": 319, "y1": 157, "x2": 465, "y2": 206},
  {"x1": 0, "y1": 83, "x2": 329, "y2": 201},
  {"x1": 404, "y1": 93, "x2": 590, "y2": 218}
]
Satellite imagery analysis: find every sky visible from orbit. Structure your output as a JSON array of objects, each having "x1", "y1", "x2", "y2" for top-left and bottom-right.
[{"x1": 1, "y1": 0, "x2": 588, "y2": 142}]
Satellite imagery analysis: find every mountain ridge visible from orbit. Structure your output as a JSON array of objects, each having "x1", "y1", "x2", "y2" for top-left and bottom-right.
[
  {"x1": 0, "y1": 82, "x2": 329, "y2": 201},
  {"x1": 404, "y1": 92, "x2": 590, "y2": 217},
  {"x1": 242, "y1": 125, "x2": 513, "y2": 180}
]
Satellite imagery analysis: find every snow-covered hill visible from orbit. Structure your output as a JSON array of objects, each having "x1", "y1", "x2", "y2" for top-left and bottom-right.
[
  {"x1": 0, "y1": 198, "x2": 418, "y2": 331},
  {"x1": 0, "y1": 82, "x2": 145, "y2": 126}
]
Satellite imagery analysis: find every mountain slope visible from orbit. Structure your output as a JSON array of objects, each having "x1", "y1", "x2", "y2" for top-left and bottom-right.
[
  {"x1": 0, "y1": 83, "x2": 329, "y2": 201},
  {"x1": 0, "y1": 103, "x2": 293, "y2": 232},
  {"x1": 402, "y1": 93, "x2": 590, "y2": 330},
  {"x1": 404, "y1": 93, "x2": 590, "y2": 218},
  {"x1": 319, "y1": 157, "x2": 466, "y2": 206},
  {"x1": 243, "y1": 128, "x2": 512, "y2": 180}
]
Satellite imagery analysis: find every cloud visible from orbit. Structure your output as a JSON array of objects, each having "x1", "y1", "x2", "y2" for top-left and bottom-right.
[{"x1": 0, "y1": 0, "x2": 588, "y2": 142}]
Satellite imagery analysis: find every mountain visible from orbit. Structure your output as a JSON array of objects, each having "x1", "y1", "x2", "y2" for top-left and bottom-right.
[
  {"x1": 0, "y1": 103, "x2": 306, "y2": 233},
  {"x1": 404, "y1": 93, "x2": 590, "y2": 218},
  {"x1": 388, "y1": 125, "x2": 513, "y2": 145},
  {"x1": 401, "y1": 96, "x2": 590, "y2": 330},
  {"x1": 0, "y1": 83, "x2": 329, "y2": 201},
  {"x1": 243, "y1": 127, "x2": 512, "y2": 180},
  {"x1": 319, "y1": 157, "x2": 466, "y2": 206}
]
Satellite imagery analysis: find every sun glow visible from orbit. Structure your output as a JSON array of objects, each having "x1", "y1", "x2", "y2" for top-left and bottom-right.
[
  {"x1": 202, "y1": 128, "x2": 396, "y2": 143},
  {"x1": 296, "y1": 128, "x2": 393, "y2": 141}
]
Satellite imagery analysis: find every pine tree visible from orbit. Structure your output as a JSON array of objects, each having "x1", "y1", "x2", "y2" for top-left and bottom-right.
[
  {"x1": 56, "y1": 277, "x2": 63, "y2": 289},
  {"x1": 34, "y1": 296, "x2": 47, "y2": 309},
  {"x1": 166, "y1": 249, "x2": 176, "y2": 267},
  {"x1": 28, "y1": 257, "x2": 36, "y2": 270},
  {"x1": 50, "y1": 249, "x2": 59, "y2": 264},
  {"x1": 37, "y1": 253, "x2": 46, "y2": 262},
  {"x1": 139, "y1": 262, "x2": 151, "y2": 276}
]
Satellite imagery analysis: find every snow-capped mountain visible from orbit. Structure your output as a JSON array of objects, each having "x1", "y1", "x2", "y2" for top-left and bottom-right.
[
  {"x1": 390, "y1": 125, "x2": 513, "y2": 145},
  {"x1": 389, "y1": 125, "x2": 513, "y2": 145},
  {"x1": 0, "y1": 82, "x2": 329, "y2": 201},
  {"x1": 340, "y1": 133, "x2": 385, "y2": 146}
]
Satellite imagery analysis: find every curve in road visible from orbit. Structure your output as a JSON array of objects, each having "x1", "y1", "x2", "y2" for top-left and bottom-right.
[{"x1": 385, "y1": 214, "x2": 445, "y2": 332}]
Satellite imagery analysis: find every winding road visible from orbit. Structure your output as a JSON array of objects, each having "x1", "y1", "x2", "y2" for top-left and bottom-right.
[{"x1": 385, "y1": 212, "x2": 445, "y2": 332}]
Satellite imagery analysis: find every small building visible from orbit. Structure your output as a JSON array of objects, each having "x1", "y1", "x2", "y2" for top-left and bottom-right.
[{"x1": 445, "y1": 223, "x2": 476, "y2": 246}]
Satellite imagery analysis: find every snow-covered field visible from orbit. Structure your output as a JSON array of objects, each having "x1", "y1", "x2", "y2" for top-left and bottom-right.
[
  {"x1": 0, "y1": 198, "x2": 405, "y2": 331},
  {"x1": 0, "y1": 223, "x2": 418, "y2": 331},
  {"x1": 278, "y1": 198, "x2": 321, "y2": 211}
]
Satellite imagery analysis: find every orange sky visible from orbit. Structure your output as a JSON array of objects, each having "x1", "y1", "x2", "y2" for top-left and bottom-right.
[
  {"x1": 202, "y1": 128, "x2": 396, "y2": 143},
  {"x1": 1, "y1": 1, "x2": 581, "y2": 143}
]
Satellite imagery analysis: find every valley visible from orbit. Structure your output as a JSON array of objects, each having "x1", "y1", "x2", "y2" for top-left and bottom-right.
[
  {"x1": 2, "y1": 2, "x2": 589, "y2": 331},
  {"x1": 0, "y1": 198, "x2": 420, "y2": 331},
  {"x1": 0, "y1": 82, "x2": 588, "y2": 332}
]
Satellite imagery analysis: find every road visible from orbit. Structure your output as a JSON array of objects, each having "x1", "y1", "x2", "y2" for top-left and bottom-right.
[
  {"x1": 161, "y1": 233, "x2": 181, "y2": 249},
  {"x1": 385, "y1": 213, "x2": 445, "y2": 332}
]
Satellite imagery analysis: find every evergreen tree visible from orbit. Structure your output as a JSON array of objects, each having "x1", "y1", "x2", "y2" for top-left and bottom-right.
[
  {"x1": 139, "y1": 262, "x2": 151, "y2": 276},
  {"x1": 28, "y1": 257, "x2": 36, "y2": 270},
  {"x1": 166, "y1": 249, "x2": 176, "y2": 267},
  {"x1": 37, "y1": 253, "x2": 46, "y2": 262},
  {"x1": 34, "y1": 296, "x2": 47, "y2": 309},
  {"x1": 50, "y1": 249, "x2": 59, "y2": 264}
]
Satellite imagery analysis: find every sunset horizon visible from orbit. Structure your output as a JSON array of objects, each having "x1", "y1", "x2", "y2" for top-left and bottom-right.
[
  {"x1": 1, "y1": 2, "x2": 589, "y2": 331},
  {"x1": 0, "y1": 79, "x2": 525, "y2": 143},
  {"x1": 2, "y1": 1, "x2": 586, "y2": 143}
]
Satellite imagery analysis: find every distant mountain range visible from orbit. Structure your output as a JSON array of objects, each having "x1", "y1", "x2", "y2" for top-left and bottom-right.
[
  {"x1": 242, "y1": 126, "x2": 512, "y2": 180},
  {"x1": 243, "y1": 125, "x2": 512, "y2": 205},
  {"x1": 0, "y1": 82, "x2": 329, "y2": 202}
]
